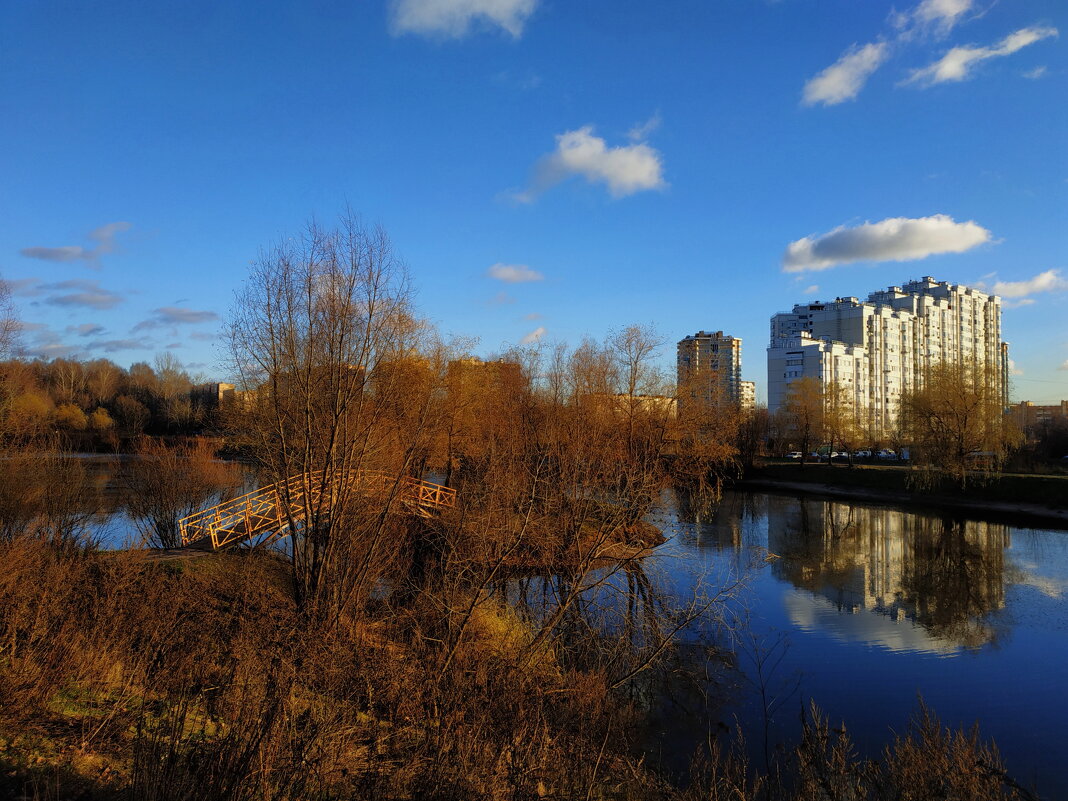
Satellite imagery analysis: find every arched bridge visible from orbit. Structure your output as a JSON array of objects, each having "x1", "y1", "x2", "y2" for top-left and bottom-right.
[{"x1": 178, "y1": 470, "x2": 456, "y2": 551}]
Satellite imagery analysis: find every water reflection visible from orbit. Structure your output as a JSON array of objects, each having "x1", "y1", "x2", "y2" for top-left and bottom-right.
[{"x1": 672, "y1": 489, "x2": 1012, "y2": 654}]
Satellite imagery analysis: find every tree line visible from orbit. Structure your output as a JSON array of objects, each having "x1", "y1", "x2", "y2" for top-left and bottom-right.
[{"x1": 0, "y1": 353, "x2": 227, "y2": 444}]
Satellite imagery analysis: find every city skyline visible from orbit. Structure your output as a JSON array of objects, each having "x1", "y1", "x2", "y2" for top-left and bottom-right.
[{"x1": 1, "y1": 0, "x2": 1066, "y2": 402}]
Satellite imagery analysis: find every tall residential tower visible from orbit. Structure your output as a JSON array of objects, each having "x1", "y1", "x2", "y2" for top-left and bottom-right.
[
  {"x1": 677, "y1": 330, "x2": 743, "y2": 412},
  {"x1": 767, "y1": 276, "x2": 1008, "y2": 436}
]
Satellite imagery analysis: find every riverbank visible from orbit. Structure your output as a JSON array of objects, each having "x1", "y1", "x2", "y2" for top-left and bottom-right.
[{"x1": 734, "y1": 463, "x2": 1068, "y2": 530}]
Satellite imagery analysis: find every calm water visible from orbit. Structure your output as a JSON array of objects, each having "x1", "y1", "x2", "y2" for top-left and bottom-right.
[{"x1": 647, "y1": 489, "x2": 1068, "y2": 797}]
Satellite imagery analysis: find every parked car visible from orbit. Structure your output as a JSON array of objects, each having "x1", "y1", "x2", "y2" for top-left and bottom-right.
[
  {"x1": 854, "y1": 449, "x2": 872, "y2": 459},
  {"x1": 877, "y1": 449, "x2": 897, "y2": 460},
  {"x1": 785, "y1": 451, "x2": 803, "y2": 460}
]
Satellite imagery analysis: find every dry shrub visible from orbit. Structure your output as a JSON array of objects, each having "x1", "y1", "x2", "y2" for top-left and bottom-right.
[{"x1": 123, "y1": 437, "x2": 242, "y2": 548}]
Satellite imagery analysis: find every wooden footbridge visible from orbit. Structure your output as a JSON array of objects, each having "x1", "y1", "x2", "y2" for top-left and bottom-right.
[{"x1": 178, "y1": 470, "x2": 456, "y2": 551}]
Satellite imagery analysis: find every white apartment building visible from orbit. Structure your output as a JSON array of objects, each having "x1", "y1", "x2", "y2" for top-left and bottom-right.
[
  {"x1": 677, "y1": 331, "x2": 743, "y2": 411},
  {"x1": 740, "y1": 380, "x2": 756, "y2": 413},
  {"x1": 767, "y1": 276, "x2": 1008, "y2": 437}
]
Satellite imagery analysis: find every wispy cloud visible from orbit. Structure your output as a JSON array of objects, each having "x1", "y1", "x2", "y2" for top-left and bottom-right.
[
  {"x1": 523, "y1": 312, "x2": 543, "y2": 321},
  {"x1": 132, "y1": 306, "x2": 220, "y2": 332},
  {"x1": 488, "y1": 291, "x2": 516, "y2": 306},
  {"x1": 66, "y1": 323, "x2": 106, "y2": 337},
  {"x1": 390, "y1": 0, "x2": 537, "y2": 39},
  {"x1": 986, "y1": 269, "x2": 1068, "y2": 299},
  {"x1": 904, "y1": 26, "x2": 1058, "y2": 86},
  {"x1": 1022, "y1": 65, "x2": 1048, "y2": 80},
  {"x1": 4, "y1": 278, "x2": 45, "y2": 297},
  {"x1": 803, "y1": 42, "x2": 889, "y2": 106},
  {"x1": 627, "y1": 112, "x2": 662, "y2": 142},
  {"x1": 802, "y1": 285, "x2": 820, "y2": 295},
  {"x1": 87, "y1": 338, "x2": 152, "y2": 353},
  {"x1": 19, "y1": 222, "x2": 132, "y2": 268},
  {"x1": 514, "y1": 126, "x2": 667, "y2": 201},
  {"x1": 520, "y1": 325, "x2": 546, "y2": 344},
  {"x1": 782, "y1": 214, "x2": 992, "y2": 272},
  {"x1": 487, "y1": 263, "x2": 544, "y2": 283},
  {"x1": 40, "y1": 280, "x2": 124, "y2": 310}
]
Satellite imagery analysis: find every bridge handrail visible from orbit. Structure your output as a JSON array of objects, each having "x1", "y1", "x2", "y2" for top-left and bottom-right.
[{"x1": 178, "y1": 469, "x2": 455, "y2": 548}]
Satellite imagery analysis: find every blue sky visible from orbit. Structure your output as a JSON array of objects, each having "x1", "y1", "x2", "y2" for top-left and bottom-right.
[{"x1": 1, "y1": 0, "x2": 1066, "y2": 402}]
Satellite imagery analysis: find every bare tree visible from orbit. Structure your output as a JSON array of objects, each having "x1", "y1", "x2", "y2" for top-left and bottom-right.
[
  {"x1": 0, "y1": 274, "x2": 19, "y2": 359},
  {"x1": 229, "y1": 213, "x2": 430, "y2": 618},
  {"x1": 778, "y1": 376, "x2": 825, "y2": 467},
  {"x1": 123, "y1": 437, "x2": 240, "y2": 549},
  {"x1": 900, "y1": 362, "x2": 1020, "y2": 488}
]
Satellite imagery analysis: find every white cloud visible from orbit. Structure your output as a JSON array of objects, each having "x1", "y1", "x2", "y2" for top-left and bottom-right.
[
  {"x1": 488, "y1": 291, "x2": 515, "y2": 306},
  {"x1": 516, "y1": 126, "x2": 667, "y2": 201},
  {"x1": 1022, "y1": 66, "x2": 1048, "y2": 80},
  {"x1": 487, "y1": 263, "x2": 544, "y2": 283},
  {"x1": 1002, "y1": 298, "x2": 1036, "y2": 309},
  {"x1": 1060, "y1": 360, "x2": 1068, "y2": 372},
  {"x1": 390, "y1": 0, "x2": 537, "y2": 39},
  {"x1": 802, "y1": 42, "x2": 889, "y2": 106},
  {"x1": 523, "y1": 312, "x2": 543, "y2": 321},
  {"x1": 520, "y1": 326, "x2": 546, "y2": 344},
  {"x1": 803, "y1": 284, "x2": 820, "y2": 295},
  {"x1": 782, "y1": 214, "x2": 992, "y2": 273},
  {"x1": 19, "y1": 222, "x2": 131, "y2": 267},
  {"x1": 912, "y1": 0, "x2": 973, "y2": 34},
  {"x1": 989, "y1": 269, "x2": 1068, "y2": 299},
  {"x1": 904, "y1": 26, "x2": 1058, "y2": 87},
  {"x1": 1008, "y1": 358, "x2": 1023, "y2": 376}
]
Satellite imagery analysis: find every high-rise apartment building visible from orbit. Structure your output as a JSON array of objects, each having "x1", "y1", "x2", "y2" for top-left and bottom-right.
[
  {"x1": 767, "y1": 276, "x2": 1008, "y2": 436},
  {"x1": 677, "y1": 331, "x2": 742, "y2": 412}
]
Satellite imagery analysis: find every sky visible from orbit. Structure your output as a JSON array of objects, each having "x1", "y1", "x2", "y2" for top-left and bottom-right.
[{"x1": 1, "y1": 0, "x2": 1066, "y2": 403}]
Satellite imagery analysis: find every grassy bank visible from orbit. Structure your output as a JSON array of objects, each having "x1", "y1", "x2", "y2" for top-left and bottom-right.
[
  {"x1": 0, "y1": 539, "x2": 1042, "y2": 800},
  {"x1": 741, "y1": 462, "x2": 1068, "y2": 515}
]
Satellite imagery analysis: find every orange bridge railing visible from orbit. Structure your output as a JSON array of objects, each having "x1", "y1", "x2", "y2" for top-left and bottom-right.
[{"x1": 178, "y1": 470, "x2": 456, "y2": 551}]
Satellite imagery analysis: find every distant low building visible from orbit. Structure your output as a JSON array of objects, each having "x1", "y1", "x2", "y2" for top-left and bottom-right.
[
  {"x1": 584, "y1": 393, "x2": 677, "y2": 419},
  {"x1": 1009, "y1": 400, "x2": 1068, "y2": 433},
  {"x1": 740, "y1": 380, "x2": 756, "y2": 413},
  {"x1": 194, "y1": 382, "x2": 236, "y2": 409}
]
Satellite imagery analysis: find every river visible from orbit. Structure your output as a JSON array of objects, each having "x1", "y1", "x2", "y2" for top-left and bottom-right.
[{"x1": 647, "y1": 488, "x2": 1068, "y2": 797}]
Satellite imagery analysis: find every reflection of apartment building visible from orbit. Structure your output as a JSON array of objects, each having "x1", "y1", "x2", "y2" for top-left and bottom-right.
[
  {"x1": 767, "y1": 277, "x2": 1008, "y2": 437},
  {"x1": 765, "y1": 495, "x2": 1009, "y2": 648},
  {"x1": 677, "y1": 330, "x2": 743, "y2": 411},
  {"x1": 1009, "y1": 400, "x2": 1068, "y2": 433}
]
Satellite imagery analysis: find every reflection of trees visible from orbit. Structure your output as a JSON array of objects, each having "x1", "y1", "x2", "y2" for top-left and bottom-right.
[
  {"x1": 899, "y1": 517, "x2": 1006, "y2": 648},
  {"x1": 673, "y1": 487, "x2": 767, "y2": 551},
  {"x1": 767, "y1": 497, "x2": 1009, "y2": 648}
]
